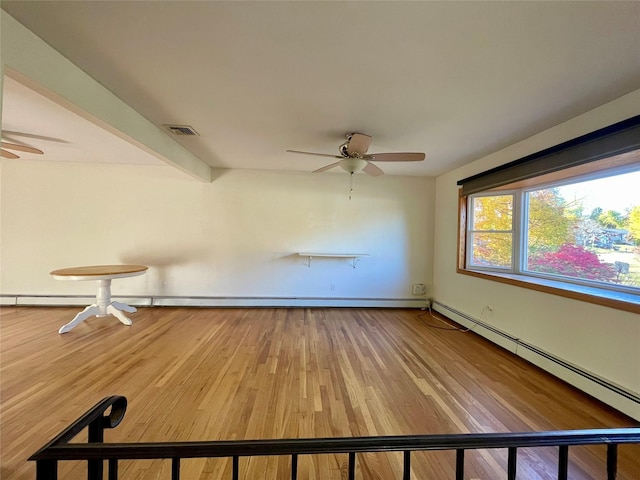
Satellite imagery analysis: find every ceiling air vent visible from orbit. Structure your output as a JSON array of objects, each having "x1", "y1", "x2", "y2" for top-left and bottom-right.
[{"x1": 163, "y1": 124, "x2": 199, "y2": 136}]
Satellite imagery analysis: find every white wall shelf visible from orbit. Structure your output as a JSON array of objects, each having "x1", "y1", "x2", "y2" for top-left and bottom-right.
[{"x1": 298, "y1": 253, "x2": 369, "y2": 268}]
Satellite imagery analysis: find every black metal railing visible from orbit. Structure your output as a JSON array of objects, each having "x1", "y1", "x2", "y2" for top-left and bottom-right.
[{"x1": 30, "y1": 395, "x2": 640, "y2": 480}]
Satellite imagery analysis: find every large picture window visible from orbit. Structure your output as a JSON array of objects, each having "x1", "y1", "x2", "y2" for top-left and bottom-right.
[
  {"x1": 466, "y1": 169, "x2": 640, "y2": 292},
  {"x1": 458, "y1": 115, "x2": 640, "y2": 312}
]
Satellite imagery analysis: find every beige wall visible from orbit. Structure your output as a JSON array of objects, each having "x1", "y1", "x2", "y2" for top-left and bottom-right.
[
  {"x1": 0, "y1": 162, "x2": 434, "y2": 305},
  {"x1": 432, "y1": 90, "x2": 640, "y2": 419}
]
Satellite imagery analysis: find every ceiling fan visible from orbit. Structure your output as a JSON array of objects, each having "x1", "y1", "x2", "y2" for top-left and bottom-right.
[
  {"x1": 287, "y1": 132, "x2": 425, "y2": 176},
  {"x1": 1, "y1": 141, "x2": 44, "y2": 159}
]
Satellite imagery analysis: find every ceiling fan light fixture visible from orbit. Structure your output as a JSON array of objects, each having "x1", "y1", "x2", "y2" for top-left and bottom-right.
[{"x1": 339, "y1": 158, "x2": 368, "y2": 173}]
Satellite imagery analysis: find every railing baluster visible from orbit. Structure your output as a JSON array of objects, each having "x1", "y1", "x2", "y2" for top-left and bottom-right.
[
  {"x1": 291, "y1": 453, "x2": 298, "y2": 480},
  {"x1": 507, "y1": 447, "x2": 517, "y2": 480},
  {"x1": 348, "y1": 452, "x2": 356, "y2": 480},
  {"x1": 87, "y1": 458, "x2": 103, "y2": 479},
  {"x1": 172, "y1": 457, "x2": 180, "y2": 480},
  {"x1": 456, "y1": 449, "x2": 464, "y2": 480},
  {"x1": 88, "y1": 417, "x2": 105, "y2": 480},
  {"x1": 108, "y1": 459, "x2": 118, "y2": 480},
  {"x1": 403, "y1": 450, "x2": 411, "y2": 480},
  {"x1": 607, "y1": 444, "x2": 618, "y2": 480},
  {"x1": 36, "y1": 460, "x2": 57, "y2": 480},
  {"x1": 232, "y1": 455, "x2": 239, "y2": 480},
  {"x1": 558, "y1": 445, "x2": 568, "y2": 480}
]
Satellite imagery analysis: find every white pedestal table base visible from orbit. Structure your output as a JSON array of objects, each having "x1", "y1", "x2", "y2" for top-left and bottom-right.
[{"x1": 51, "y1": 264, "x2": 147, "y2": 334}]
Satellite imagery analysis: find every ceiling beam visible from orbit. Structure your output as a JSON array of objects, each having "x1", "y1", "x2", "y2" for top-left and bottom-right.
[{"x1": 1, "y1": 11, "x2": 212, "y2": 182}]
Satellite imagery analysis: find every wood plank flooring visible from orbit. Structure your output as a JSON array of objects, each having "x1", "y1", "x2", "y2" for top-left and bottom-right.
[{"x1": 1, "y1": 306, "x2": 638, "y2": 479}]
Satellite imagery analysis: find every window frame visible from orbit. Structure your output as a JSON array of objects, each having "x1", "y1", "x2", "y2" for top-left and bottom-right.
[{"x1": 466, "y1": 191, "x2": 517, "y2": 272}]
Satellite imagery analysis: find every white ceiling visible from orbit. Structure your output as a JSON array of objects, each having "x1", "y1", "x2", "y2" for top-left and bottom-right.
[{"x1": 2, "y1": 1, "x2": 640, "y2": 177}]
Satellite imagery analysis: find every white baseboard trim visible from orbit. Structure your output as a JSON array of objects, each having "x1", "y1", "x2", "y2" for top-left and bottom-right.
[
  {"x1": 0, "y1": 294, "x2": 427, "y2": 309},
  {"x1": 432, "y1": 300, "x2": 640, "y2": 421}
]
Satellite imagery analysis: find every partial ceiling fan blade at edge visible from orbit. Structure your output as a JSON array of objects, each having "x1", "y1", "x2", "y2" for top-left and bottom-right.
[
  {"x1": 286, "y1": 150, "x2": 342, "y2": 159},
  {"x1": 1, "y1": 141, "x2": 43, "y2": 154},
  {"x1": 313, "y1": 161, "x2": 341, "y2": 173},
  {"x1": 363, "y1": 161, "x2": 384, "y2": 176},
  {"x1": 368, "y1": 152, "x2": 425, "y2": 162},
  {"x1": 1, "y1": 148, "x2": 20, "y2": 159}
]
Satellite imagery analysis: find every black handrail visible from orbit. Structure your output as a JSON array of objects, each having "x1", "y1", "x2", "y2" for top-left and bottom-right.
[{"x1": 30, "y1": 396, "x2": 640, "y2": 480}]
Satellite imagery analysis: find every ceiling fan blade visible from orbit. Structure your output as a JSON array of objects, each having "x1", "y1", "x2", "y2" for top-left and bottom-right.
[
  {"x1": 1, "y1": 148, "x2": 20, "y2": 159},
  {"x1": 313, "y1": 161, "x2": 341, "y2": 173},
  {"x1": 1, "y1": 141, "x2": 43, "y2": 154},
  {"x1": 363, "y1": 161, "x2": 384, "y2": 177},
  {"x1": 346, "y1": 133, "x2": 372, "y2": 157},
  {"x1": 367, "y1": 152, "x2": 425, "y2": 162},
  {"x1": 286, "y1": 150, "x2": 342, "y2": 159}
]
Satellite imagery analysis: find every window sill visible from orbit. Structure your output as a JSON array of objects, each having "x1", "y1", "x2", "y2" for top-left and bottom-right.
[{"x1": 458, "y1": 268, "x2": 640, "y2": 314}]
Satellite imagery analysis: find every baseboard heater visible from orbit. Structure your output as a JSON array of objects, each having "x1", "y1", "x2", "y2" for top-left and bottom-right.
[{"x1": 432, "y1": 300, "x2": 640, "y2": 409}]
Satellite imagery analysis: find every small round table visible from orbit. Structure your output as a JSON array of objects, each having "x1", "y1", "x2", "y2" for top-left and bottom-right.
[{"x1": 51, "y1": 264, "x2": 148, "y2": 334}]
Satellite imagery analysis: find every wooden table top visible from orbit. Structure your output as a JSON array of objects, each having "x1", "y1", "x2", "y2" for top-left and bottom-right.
[{"x1": 50, "y1": 264, "x2": 148, "y2": 278}]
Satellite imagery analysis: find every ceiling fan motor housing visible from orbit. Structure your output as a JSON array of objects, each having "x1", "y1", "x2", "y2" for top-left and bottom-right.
[{"x1": 339, "y1": 142, "x2": 350, "y2": 157}]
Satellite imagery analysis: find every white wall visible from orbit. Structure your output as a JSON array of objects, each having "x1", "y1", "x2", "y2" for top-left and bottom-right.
[
  {"x1": 0, "y1": 161, "x2": 434, "y2": 306},
  {"x1": 432, "y1": 90, "x2": 640, "y2": 419}
]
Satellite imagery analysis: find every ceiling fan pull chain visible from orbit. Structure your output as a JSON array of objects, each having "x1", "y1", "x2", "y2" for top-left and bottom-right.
[{"x1": 349, "y1": 171, "x2": 354, "y2": 200}]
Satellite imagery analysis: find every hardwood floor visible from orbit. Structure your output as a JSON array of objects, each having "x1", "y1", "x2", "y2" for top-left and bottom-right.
[{"x1": 1, "y1": 306, "x2": 638, "y2": 479}]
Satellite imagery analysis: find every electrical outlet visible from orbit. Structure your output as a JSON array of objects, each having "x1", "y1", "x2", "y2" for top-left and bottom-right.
[
  {"x1": 486, "y1": 305, "x2": 493, "y2": 312},
  {"x1": 412, "y1": 283, "x2": 426, "y2": 296}
]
